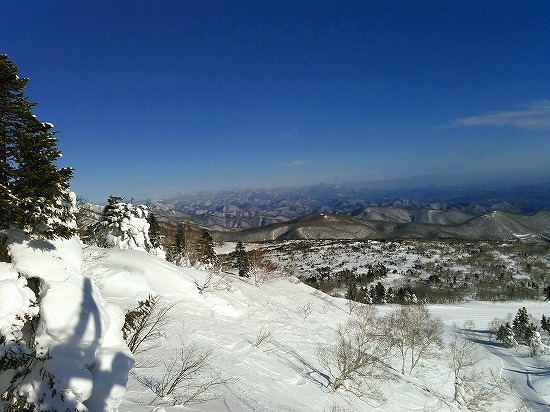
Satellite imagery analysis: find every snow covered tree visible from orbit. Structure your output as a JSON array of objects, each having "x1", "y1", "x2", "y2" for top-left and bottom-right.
[
  {"x1": 495, "y1": 322, "x2": 518, "y2": 348},
  {"x1": 0, "y1": 54, "x2": 74, "y2": 238},
  {"x1": 234, "y1": 241, "x2": 250, "y2": 277},
  {"x1": 525, "y1": 323, "x2": 544, "y2": 356},
  {"x1": 541, "y1": 314, "x2": 550, "y2": 333},
  {"x1": 512, "y1": 307, "x2": 530, "y2": 342},
  {"x1": 96, "y1": 196, "x2": 155, "y2": 251}
]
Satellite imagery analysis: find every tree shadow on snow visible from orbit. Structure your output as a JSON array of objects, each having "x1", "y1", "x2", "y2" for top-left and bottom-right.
[
  {"x1": 459, "y1": 327, "x2": 503, "y2": 348},
  {"x1": 7, "y1": 230, "x2": 57, "y2": 251}
]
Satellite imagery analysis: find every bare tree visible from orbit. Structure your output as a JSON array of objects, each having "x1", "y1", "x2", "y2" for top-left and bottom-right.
[
  {"x1": 346, "y1": 299, "x2": 359, "y2": 315},
  {"x1": 195, "y1": 268, "x2": 234, "y2": 294},
  {"x1": 317, "y1": 306, "x2": 390, "y2": 400},
  {"x1": 74, "y1": 196, "x2": 101, "y2": 244},
  {"x1": 448, "y1": 321, "x2": 497, "y2": 410},
  {"x1": 122, "y1": 295, "x2": 175, "y2": 355},
  {"x1": 248, "y1": 248, "x2": 278, "y2": 286},
  {"x1": 386, "y1": 305, "x2": 443, "y2": 374}
]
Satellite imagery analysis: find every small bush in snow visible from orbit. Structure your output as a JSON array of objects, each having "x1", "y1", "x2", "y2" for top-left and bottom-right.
[
  {"x1": 123, "y1": 295, "x2": 174, "y2": 355},
  {"x1": 135, "y1": 345, "x2": 229, "y2": 406}
]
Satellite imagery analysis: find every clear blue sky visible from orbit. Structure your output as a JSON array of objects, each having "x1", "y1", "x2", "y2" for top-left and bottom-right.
[{"x1": 2, "y1": 1, "x2": 549, "y2": 202}]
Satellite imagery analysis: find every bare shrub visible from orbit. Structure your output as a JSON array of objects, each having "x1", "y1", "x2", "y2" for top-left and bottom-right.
[
  {"x1": 317, "y1": 306, "x2": 390, "y2": 401},
  {"x1": 346, "y1": 298, "x2": 359, "y2": 315},
  {"x1": 123, "y1": 295, "x2": 175, "y2": 355},
  {"x1": 297, "y1": 300, "x2": 314, "y2": 320},
  {"x1": 386, "y1": 305, "x2": 444, "y2": 375},
  {"x1": 196, "y1": 270, "x2": 234, "y2": 294},
  {"x1": 74, "y1": 196, "x2": 101, "y2": 244},
  {"x1": 137, "y1": 345, "x2": 229, "y2": 406},
  {"x1": 487, "y1": 313, "x2": 513, "y2": 338},
  {"x1": 251, "y1": 326, "x2": 273, "y2": 347}
]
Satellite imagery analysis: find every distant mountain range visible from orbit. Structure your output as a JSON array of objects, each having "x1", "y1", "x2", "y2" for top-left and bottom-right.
[
  {"x1": 146, "y1": 180, "x2": 550, "y2": 242},
  {"x1": 212, "y1": 211, "x2": 550, "y2": 243}
]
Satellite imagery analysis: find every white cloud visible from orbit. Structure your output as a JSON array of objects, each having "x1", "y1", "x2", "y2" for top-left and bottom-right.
[
  {"x1": 286, "y1": 159, "x2": 306, "y2": 167},
  {"x1": 449, "y1": 100, "x2": 550, "y2": 130}
]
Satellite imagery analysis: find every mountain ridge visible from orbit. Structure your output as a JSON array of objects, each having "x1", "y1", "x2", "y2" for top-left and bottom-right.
[
  {"x1": 146, "y1": 180, "x2": 550, "y2": 231},
  {"x1": 212, "y1": 210, "x2": 550, "y2": 243}
]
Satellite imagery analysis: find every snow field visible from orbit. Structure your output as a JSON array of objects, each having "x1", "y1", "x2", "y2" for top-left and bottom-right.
[{"x1": 3, "y1": 234, "x2": 550, "y2": 411}]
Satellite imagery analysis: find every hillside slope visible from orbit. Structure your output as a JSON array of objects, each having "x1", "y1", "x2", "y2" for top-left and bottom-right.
[{"x1": 4, "y1": 236, "x2": 550, "y2": 411}]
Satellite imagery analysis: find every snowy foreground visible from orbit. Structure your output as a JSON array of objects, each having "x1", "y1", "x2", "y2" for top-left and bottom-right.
[{"x1": 2, "y1": 235, "x2": 550, "y2": 411}]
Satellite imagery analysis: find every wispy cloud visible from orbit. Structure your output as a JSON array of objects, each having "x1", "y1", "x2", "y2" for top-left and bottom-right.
[
  {"x1": 447, "y1": 100, "x2": 550, "y2": 130},
  {"x1": 285, "y1": 159, "x2": 306, "y2": 167}
]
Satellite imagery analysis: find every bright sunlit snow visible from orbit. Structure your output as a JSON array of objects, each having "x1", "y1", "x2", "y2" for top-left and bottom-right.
[{"x1": 2, "y1": 231, "x2": 550, "y2": 411}]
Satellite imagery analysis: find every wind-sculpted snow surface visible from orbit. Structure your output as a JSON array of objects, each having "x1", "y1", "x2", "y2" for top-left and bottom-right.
[{"x1": 1, "y1": 231, "x2": 133, "y2": 411}]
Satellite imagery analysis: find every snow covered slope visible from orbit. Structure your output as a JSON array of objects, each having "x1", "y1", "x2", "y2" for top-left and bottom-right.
[
  {"x1": 83, "y1": 247, "x2": 550, "y2": 411},
  {"x1": 3, "y1": 234, "x2": 550, "y2": 411}
]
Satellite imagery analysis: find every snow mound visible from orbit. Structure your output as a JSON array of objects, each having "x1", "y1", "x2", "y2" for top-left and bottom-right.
[{"x1": 2, "y1": 232, "x2": 133, "y2": 411}]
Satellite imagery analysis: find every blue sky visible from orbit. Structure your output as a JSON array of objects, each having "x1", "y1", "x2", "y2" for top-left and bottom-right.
[{"x1": 2, "y1": 1, "x2": 549, "y2": 202}]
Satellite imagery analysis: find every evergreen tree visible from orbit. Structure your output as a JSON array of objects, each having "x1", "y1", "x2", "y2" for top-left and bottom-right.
[
  {"x1": 541, "y1": 315, "x2": 550, "y2": 333},
  {"x1": 173, "y1": 223, "x2": 186, "y2": 258},
  {"x1": 373, "y1": 281, "x2": 386, "y2": 304},
  {"x1": 513, "y1": 307, "x2": 530, "y2": 341},
  {"x1": 196, "y1": 231, "x2": 217, "y2": 265},
  {"x1": 147, "y1": 212, "x2": 161, "y2": 248},
  {"x1": 0, "y1": 54, "x2": 74, "y2": 238},
  {"x1": 345, "y1": 282, "x2": 358, "y2": 302},
  {"x1": 102, "y1": 196, "x2": 124, "y2": 223},
  {"x1": 496, "y1": 322, "x2": 518, "y2": 348},
  {"x1": 234, "y1": 241, "x2": 250, "y2": 277},
  {"x1": 525, "y1": 323, "x2": 544, "y2": 356},
  {"x1": 97, "y1": 197, "x2": 153, "y2": 250}
]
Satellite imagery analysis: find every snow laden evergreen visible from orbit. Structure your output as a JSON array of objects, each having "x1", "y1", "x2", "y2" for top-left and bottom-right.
[
  {"x1": 495, "y1": 307, "x2": 546, "y2": 356},
  {"x1": 97, "y1": 196, "x2": 164, "y2": 257},
  {"x1": 0, "y1": 54, "x2": 74, "y2": 239}
]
